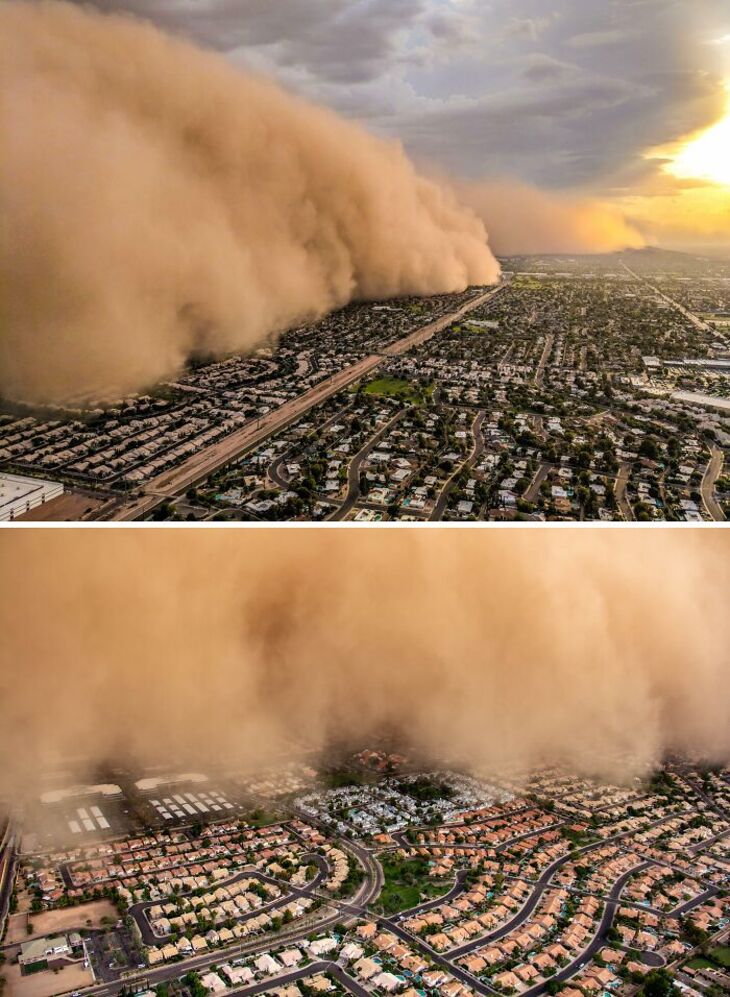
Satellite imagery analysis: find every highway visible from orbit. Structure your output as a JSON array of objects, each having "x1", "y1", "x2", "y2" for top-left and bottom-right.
[
  {"x1": 110, "y1": 353, "x2": 385, "y2": 521},
  {"x1": 0, "y1": 821, "x2": 16, "y2": 942},
  {"x1": 620, "y1": 261, "x2": 711, "y2": 332},
  {"x1": 110, "y1": 282, "x2": 507, "y2": 521}
]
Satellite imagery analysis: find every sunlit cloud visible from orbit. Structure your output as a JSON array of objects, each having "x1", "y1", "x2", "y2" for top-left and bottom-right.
[
  {"x1": 646, "y1": 84, "x2": 730, "y2": 188},
  {"x1": 665, "y1": 111, "x2": 730, "y2": 186}
]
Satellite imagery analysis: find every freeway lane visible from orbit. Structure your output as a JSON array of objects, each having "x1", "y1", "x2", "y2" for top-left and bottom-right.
[
  {"x1": 620, "y1": 262, "x2": 711, "y2": 332},
  {"x1": 111, "y1": 353, "x2": 384, "y2": 521},
  {"x1": 0, "y1": 824, "x2": 17, "y2": 942},
  {"x1": 111, "y1": 282, "x2": 507, "y2": 520}
]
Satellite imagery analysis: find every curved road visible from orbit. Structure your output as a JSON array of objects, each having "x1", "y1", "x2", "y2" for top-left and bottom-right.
[
  {"x1": 614, "y1": 463, "x2": 633, "y2": 521},
  {"x1": 131, "y1": 859, "x2": 330, "y2": 946},
  {"x1": 520, "y1": 860, "x2": 652, "y2": 997},
  {"x1": 429, "y1": 409, "x2": 486, "y2": 520},
  {"x1": 701, "y1": 446, "x2": 725, "y2": 521},
  {"x1": 328, "y1": 409, "x2": 406, "y2": 521},
  {"x1": 268, "y1": 401, "x2": 355, "y2": 491}
]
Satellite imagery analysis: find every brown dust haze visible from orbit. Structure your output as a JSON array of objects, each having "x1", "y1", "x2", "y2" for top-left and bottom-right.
[
  {"x1": 1, "y1": 2, "x2": 641, "y2": 405},
  {"x1": 1, "y1": 530, "x2": 728, "y2": 800},
  {"x1": 456, "y1": 180, "x2": 644, "y2": 257},
  {"x1": 0, "y1": 1, "x2": 498, "y2": 404}
]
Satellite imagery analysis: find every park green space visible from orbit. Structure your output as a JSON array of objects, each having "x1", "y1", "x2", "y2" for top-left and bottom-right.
[
  {"x1": 374, "y1": 854, "x2": 450, "y2": 914},
  {"x1": 685, "y1": 947, "x2": 730, "y2": 971},
  {"x1": 363, "y1": 376, "x2": 432, "y2": 404}
]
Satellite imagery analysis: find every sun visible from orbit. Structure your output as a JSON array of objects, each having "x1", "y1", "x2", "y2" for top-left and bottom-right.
[{"x1": 663, "y1": 96, "x2": 730, "y2": 187}]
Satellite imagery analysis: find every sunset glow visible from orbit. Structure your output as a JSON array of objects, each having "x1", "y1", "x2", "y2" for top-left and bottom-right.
[{"x1": 664, "y1": 92, "x2": 730, "y2": 186}]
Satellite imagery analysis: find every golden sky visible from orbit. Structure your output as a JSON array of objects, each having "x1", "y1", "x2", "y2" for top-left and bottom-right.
[{"x1": 622, "y1": 82, "x2": 730, "y2": 250}]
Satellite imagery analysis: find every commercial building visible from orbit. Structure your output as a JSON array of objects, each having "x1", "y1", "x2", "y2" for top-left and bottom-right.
[
  {"x1": 19, "y1": 934, "x2": 71, "y2": 972},
  {"x1": 0, "y1": 472, "x2": 63, "y2": 521}
]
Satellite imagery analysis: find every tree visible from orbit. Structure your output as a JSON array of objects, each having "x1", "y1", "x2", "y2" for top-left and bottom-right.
[
  {"x1": 642, "y1": 968, "x2": 678, "y2": 997},
  {"x1": 639, "y1": 437, "x2": 659, "y2": 461}
]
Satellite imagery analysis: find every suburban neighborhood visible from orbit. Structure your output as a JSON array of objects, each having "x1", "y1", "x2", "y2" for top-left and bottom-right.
[
  {"x1": 1, "y1": 250, "x2": 728, "y2": 522},
  {"x1": 1, "y1": 755, "x2": 727, "y2": 997}
]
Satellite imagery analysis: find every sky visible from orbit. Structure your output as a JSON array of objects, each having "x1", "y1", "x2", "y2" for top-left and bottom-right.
[{"x1": 76, "y1": 0, "x2": 730, "y2": 251}]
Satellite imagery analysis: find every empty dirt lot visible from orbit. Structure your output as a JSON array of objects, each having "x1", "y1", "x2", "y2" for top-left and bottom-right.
[
  {"x1": 15, "y1": 492, "x2": 106, "y2": 521},
  {"x1": 5, "y1": 899, "x2": 118, "y2": 943},
  {"x1": 2, "y1": 960, "x2": 94, "y2": 997}
]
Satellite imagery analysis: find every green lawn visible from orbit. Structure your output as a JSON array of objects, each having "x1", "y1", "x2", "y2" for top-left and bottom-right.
[
  {"x1": 513, "y1": 277, "x2": 544, "y2": 290},
  {"x1": 709, "y1": 946, "x2": 730, "y2": 967},
  {"x1": 374, "y1": 854, "x2": 450, "y2": 915},
  {"x1": 244, "y1": 808, "x2": 280, "y2": 828},
  {"x1": 685, "y1": 948, "x2": 730, "y2": 971},
  {"x1": 362, "y1": 376, "x2": 432, "y2": 404}
]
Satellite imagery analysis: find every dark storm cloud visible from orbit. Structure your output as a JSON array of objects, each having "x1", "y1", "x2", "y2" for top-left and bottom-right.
[
  {"x1": 71, "y1": 0, "x2": 730, "y2": 191},
  {"x1": 75, "y1": 0, "x2": 429, "y2": 84}
]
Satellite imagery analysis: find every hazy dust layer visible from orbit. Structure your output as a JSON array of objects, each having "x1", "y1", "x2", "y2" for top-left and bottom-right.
[
  {"x1": 455, "y1": 178, "x2": 644, "y2": 256},
  {"x1": 0, "y1": 529, "x2": 727, "y2": 798}
]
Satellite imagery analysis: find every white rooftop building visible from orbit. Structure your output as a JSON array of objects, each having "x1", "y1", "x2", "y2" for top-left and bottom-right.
[{"x1": 0, "y1": 472, "x2": 63, "y2": 521}]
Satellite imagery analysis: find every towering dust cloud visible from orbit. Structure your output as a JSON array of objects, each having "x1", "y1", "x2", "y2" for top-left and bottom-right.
[
  {"x1": 1, "y1": 530, "x2": 728, "y2": 798},
  {"x1": 0, "y1": 2, "x2": 499, "y2": 404}
]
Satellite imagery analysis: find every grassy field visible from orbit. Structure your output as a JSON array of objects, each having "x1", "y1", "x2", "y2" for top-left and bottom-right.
[
  {"x1": 244, "y1": 808, "x2": 281, "y2": 828},
  {"x1": 709, "y1": 946, "x2": 730, "y2": 967},
  {"x1": 363, "y1": 376, "x2": 432, "y2": 404},
  {"x1": 374, "y1": 854, "x2": 450, "y2": 915},
  {"x1": 513, "y1": 276, "x2": 545, "y2": 290},
  {"x1": 686, "y1": 957, "x2": 714, "y2": 970},
  {"x1": 685, "y1": 947, "x2": 730, "y2": 971}
]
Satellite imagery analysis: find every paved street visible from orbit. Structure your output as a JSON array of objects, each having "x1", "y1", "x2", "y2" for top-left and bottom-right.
[{"x1": 701, "y1": 445, "x2": 726, "y2": 521}]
